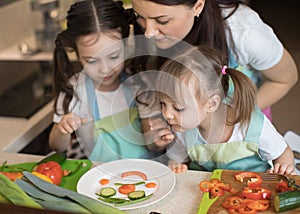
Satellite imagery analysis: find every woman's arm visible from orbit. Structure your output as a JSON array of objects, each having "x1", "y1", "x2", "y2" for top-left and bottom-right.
[{"x1": 258, "y1": 48, "x2": 298, "y2": 109}]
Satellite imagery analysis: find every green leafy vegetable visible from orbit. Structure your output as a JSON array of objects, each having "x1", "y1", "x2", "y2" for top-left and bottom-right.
[
  {"x1": 15, "y1": 179, "x2": 91, "y2": 213},
  {"x1": 0, "y1": 173, "x2": 42, "y2": 209},
  {"x1": 22, "y1": 171, "x2": 126, "y2": 214}
]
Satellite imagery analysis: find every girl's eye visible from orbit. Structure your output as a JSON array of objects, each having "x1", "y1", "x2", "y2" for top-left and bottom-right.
[
  {"x1": 87, "y1": 59, "x2": 97, "y2": 64},
  {"x1": 110, "y1": 54, "x2": 120, "y2": 60},
  {"x1": 156, "y1": 19, "x2": 169, "y2": 25},
  {"x1": 175, "y1": 106, "x2": 184, "y2": 112}
]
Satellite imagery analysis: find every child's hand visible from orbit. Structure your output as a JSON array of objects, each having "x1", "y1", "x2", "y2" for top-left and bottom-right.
[
  {"x1": 266, "y1": 162, "x2": 296, "y2": 175},
  {"x1": 57, "y1": 113, "x2": 88, "y2": 135},
  {"x1": 150, "y1": 118, "x2": 174, "y2": 147},
  {"x1": 168, "y1": 160, "x2": 188, "y2": 173}
]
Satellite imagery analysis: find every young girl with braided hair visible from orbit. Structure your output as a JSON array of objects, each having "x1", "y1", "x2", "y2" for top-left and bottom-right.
[
  {"x1": 49, "y1": 0, "x2": 151, "y2": 161},
  {"x1": 155, "y1": 45, "x2": 295, "y2": 174}
]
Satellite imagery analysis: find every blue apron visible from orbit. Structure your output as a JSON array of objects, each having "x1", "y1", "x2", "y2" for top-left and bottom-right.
[
  {"x1": 84, "y1": 74, "x2": 149, "y2": 162},
  {"x1": 186, "y1": 108, "x2": 271, "y2": 172}
]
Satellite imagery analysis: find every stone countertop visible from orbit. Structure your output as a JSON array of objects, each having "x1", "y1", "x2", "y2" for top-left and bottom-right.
[{"x1": 0, "y1": 152, "x2": 211, "y2": 214}]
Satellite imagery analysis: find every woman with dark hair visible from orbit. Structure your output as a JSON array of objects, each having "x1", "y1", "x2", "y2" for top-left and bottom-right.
[{"x1": 128, "y1": 0, "x2": 298, "y2": 151}]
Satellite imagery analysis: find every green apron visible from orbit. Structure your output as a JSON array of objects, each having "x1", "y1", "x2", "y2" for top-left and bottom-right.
[
  {"x1": 85, "y1": 74, "x2": 148, "y2": 162},
  {"x1": 186, "y1": 108, "x2": 271, "y2": 172}
]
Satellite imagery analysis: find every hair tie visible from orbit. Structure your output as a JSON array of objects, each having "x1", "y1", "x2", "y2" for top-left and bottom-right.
[{"x1": 221, "y1": 65, "x2": 227, "y2": 75}]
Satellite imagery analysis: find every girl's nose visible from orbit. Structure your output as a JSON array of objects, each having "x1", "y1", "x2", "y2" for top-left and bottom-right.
[
  {"x1": 163, "y1": 109, "x2": 174, "y2": 122},
  {"x1": 144, "y1": 20, "x2": 159, "y2": 39},
  {"x1": 100, "y1": 61, "x2": 111, "y2": 74}
]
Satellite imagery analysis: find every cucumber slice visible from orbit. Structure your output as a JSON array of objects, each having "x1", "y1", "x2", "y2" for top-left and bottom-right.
[
  {"x1": 128, "y1": 190, "x2": 145, "y2": 200},
  {"x1": 100, "y1": 187, "x2": 116, "y2": 198},
  {"x1": 274, "y1": 190, "x2": 300, "y2": 212}
]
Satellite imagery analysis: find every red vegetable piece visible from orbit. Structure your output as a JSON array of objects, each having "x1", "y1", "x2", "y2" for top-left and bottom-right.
[
  {"x1": 118, "y1": 184, "x2": 135, "y2": 195},
  {"x1": 199, "y1": 181, "x2": 214, "y2": 192},
  {"x1": 240, "y1": 187, "x2": 272, "y2": 200},
  {"x1": 210, "y1": 185, "x2": 225, "y2": 197},
  {"x1": 0, "y1": 171, "x2": 23, "y2": 181},
  {"x1": 35, "y1": 161, "x2": 63, "y2": 185},
  {"x1": 247, "y1": 199, "x2": 270, "y2": 211},
  {"x1": 234, "y1": 172, "x2": 262, "y2": 188},
  {"x1": 121, "y1": 171, "x2": 147, "y2": 180}
]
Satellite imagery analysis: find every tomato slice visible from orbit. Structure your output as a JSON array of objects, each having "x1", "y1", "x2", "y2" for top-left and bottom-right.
[
  {"x1": 247, "y1": 199, "x2": 270, "y2": 211},
  {"x1": 118, "y1": 184, "x2": 136, "y2": 195},
  {"x1": 121, "y1": 171, "x2": 147, "y2": 180},
  {"x1": 235, "y1": 172, "x2": 262, "y2": 188},
  {"x1": 240, "y1": 187, "x2": 272, "y2": 200}
]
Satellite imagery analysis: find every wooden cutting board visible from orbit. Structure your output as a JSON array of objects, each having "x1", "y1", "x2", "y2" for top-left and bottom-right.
[{"x1": 198, "y1": 169, "x2": 300, "y2": 214}]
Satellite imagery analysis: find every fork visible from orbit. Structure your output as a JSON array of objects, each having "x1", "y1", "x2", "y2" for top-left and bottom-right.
[{"x1": 262, "y1": 173, "x2": 300, "y2": 190}]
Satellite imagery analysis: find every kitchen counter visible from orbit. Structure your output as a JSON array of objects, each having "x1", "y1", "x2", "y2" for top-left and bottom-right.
[
  {"x1": 0, "y1": 152, "x2": 211, "y2": 214},
  {"x1": 0, "y1": 100, "x2": 54, "y2": 152}
]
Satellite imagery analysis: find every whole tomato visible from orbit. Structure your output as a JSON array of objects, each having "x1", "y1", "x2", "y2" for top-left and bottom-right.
[{"x1": 35, "y1": 161, "x2": 63, "y2": 185}]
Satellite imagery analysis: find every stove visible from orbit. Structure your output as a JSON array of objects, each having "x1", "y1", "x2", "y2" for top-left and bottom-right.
[{"x1": 0, "y1": 60, "x2": 54, "y2": 119}]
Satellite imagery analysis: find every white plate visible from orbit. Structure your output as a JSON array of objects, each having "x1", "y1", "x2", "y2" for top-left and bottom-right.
[{"x1": 77, "y1": 159, "x2": 176, "y2": 210}]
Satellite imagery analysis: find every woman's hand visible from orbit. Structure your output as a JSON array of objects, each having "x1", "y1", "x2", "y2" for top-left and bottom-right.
[{"x1": 57, "y1": 113, "x2": 88, "y2": 135}]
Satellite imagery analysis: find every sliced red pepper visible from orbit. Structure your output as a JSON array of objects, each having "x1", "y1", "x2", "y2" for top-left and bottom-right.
[
  {"x1": 240, "y1": 187, "x2": 272, "y2": 200},
  {"x1": 237, "y1": 204, "x2": 257, "y2": 214},
  {"x1": 234, "y1": 172, "x2": 262, "y2": 188},
  {"x1": 210, "y1": 185, "x2": 225, "y2": 197},
  {"x1": 222, "y1": 196, "x2": 244, "y2": 210},
  {"x1": 216, "y1": 182, "x2": 232, "y2": 191},
  {"x1": 199, "y1": 181, "x2": 214, "y2": 192},
  {"x1": 247, "y1": 199, "x2": 270, "y2": 211},
  {"x1": 210, "y1": 178, "x2": 221, "y2": 184},
  {"x1": 275, "y1": 181, "x2": 296, "y2": 193}
]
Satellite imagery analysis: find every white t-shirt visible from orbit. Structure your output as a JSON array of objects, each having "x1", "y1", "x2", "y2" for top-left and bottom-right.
[
  {"x1": 167, "y1": 115, "x2": 287, "y2": 163},
  {"x1": 222, "y1": 4, "x2": 283, "y2": 70},
  {"x1": 53, "y1": 73, "x2": 130, "y2": 123}
]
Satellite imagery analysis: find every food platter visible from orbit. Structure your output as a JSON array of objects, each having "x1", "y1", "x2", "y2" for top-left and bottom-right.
[{"x1": 77, "y1": 159, "x2": 176, "y2": 210}]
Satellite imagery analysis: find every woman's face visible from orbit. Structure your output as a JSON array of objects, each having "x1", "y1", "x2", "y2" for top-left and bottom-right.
[
  {"x1": 77, "y1": 31, "x2": 125, "y2": 91},
  {"x1": 132, "y1": 0, "x2": 205, "y2": 49}
]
